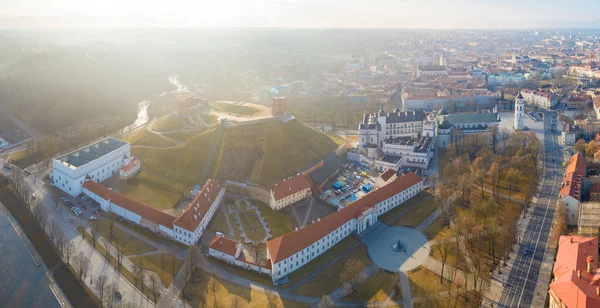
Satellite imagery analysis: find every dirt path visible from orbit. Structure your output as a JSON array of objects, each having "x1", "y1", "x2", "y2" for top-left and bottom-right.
[{"x1": 129, "y1": 114, "x2": 213, "y2": 150}]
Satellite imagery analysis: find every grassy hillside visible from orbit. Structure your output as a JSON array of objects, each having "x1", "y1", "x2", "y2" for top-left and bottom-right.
[
  {"x1": 152, "y1": 113, "x2": 184, "y2": 132},
  {"x1": 211, "y1": 102, "x2": 258, "y2": 116},
  {"x1": 127, "y1": 119, "x2": 339, "y2": 209},
  {"x1": 200, "y1": 114, "x2": 218, "y2": 125},
  {"x1": 122, "y1": 128, "x2": 176, "y2": 148},
  {"x1": 213, "y1": 119, "x2": 340, "y2": 186}
]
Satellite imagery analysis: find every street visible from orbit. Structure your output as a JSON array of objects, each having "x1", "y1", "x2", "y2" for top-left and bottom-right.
[{"x1": 495, "y1": 111, "x2": 562, "y2": 307}]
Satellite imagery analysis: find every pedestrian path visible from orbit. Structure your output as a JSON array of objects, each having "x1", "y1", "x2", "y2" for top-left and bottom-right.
[{"x1": 399, "y1": 271, "x2": 413, "y2": 308}]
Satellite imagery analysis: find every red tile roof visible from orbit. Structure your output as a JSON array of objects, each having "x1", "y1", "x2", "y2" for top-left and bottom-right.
[
  {"x1": 173, "y1": 179, "x2": 222, "y2": 232},
  {"x1": 82, "y1": 180, "x2": 176, "y2": 228},
  {"x1": 209, "y1": 236, "x2": 238, "y2": 257},
  {"x1": 121, "y1": 158, "x2": 140, "y2": 173},
  {"x1": 549, "y1": 236, "x2": 600, "y2": 308},
  {"x1": 266, "y1": 172, "x2": 422, "y2": 263},
  {"x1": 560, "y1": 153, "x2": 587, "y2": 201},
  {"x1": 271, "y1": 174, "x2": 311, "y2": 201}
]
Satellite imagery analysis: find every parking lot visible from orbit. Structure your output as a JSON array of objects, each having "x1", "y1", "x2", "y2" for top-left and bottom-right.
[
  {"x1": 55, "y1": 190, "x2": 102, "y2": 222},
  {"x1": 319, "y1": 161, "x2": 377, "y2": 208}
]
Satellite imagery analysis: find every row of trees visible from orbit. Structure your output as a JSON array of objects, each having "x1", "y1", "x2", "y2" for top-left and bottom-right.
[{"x1": 432, "y1": 127, "x2": 542, "y2": 306}]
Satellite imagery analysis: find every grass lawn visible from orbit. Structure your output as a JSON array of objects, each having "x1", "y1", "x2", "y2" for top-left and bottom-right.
[
  {"x1": 424, "y1": 218, "x2": 448, "y2": 240},
  {"x1": 122, "y1": 127, "x2": 176, "y2": 147},
  {"x1": 211, "y1": 102, "x2": 259, "y2": 116},
  {"x1": 378, "y1": 190, "x2": 433, "y2": 224},
  {"x1": 200, "y1": 114, "x2": 218, "y2": 125},
  {"x1": 391, "y1": 197, "x2": 438, "y2": 228},
  {"x1": 184, "y1": 271, "x2": 308, "y2": 308},
  {"x1": 251, "y1": 199, "x2": 295, "y2": 238},
  {"x1": 116, "y1": 171, "x2": 182, "y2": 210},
  {"x1": 77, "y1": 227, "x2": 156, "y2": 302},
  {"x1": 207, "y1": 207, "x2": 231, "y2": 235},
  {"x1": 239, "y1": 211, "x2": 267, "y2": 242},
  {"x1": 430, "y1": 243, "x2": 469, "y2": 273},
  {"x1": 408, "y1": 266, "x2": 451, "y2": 298},
  {"x1": 287, "y1": 237, "x2": 360, "y2": 287},
  {"x1": 91, "y1": 219, "x2": 157, "y2": 256},
  {"x1": 293, "y1": 243, "x2": 370, "y2": 297},
  {"x1": 152, "y1": 113, "x2": 185, "y2": 132},
  {"x1": 130, "y1": 252, "x2": 183, "y2": 286},
  {"x1": 346, "y1": 270, "x2": 398, "y2": 303}
]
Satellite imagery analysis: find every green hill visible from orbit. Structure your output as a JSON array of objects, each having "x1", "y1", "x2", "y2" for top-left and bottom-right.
[
  {"x1": 152, "y1": 113, "x2": 185, "y2": 132},
  {"x1": 127, "y1": 119, "x2": 342, "y2": 209}
]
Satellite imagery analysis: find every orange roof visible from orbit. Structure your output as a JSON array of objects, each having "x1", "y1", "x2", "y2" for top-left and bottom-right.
[
  {"x1": 209, "y1": 236, "x2": 238, "y2": 256},
  {"x1": 549, "y1": 236, "x2": 600, "y2": 308},
  {"x1": 565, "y1": 153, "x2": 587, "y2": 176},
  {"x1": 560, "y1": 172, "x2": 583, "y2": 201},
  {"x1": 173, "y1": 179, "x2": 222, "y2": 232},
  {"x1": 121, "y1": 158, "x2": 140, "y2": 173},
  {"x1": 83, "y1": 180, "x2": 176, "y2": 228},
  {"x1": 271, "y1": 174, "x2": 311, "y2": 201},
  {"x1": 267, "y1": 172, "x2": 422, "y2": 263}
]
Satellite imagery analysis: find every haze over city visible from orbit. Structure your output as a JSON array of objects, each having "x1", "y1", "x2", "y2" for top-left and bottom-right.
[{"x1": 1, "y1": 0, "x2": 600, "y2": 29}]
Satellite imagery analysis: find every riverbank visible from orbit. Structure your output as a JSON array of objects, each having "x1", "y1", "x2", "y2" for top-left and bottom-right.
[{"x1": 0, "y1": 179, "x2": 99, "y2": 308}]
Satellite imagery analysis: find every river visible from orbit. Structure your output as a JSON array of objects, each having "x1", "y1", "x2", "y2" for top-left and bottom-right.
[{"x1": 0, "y1": 211, "x2": 60, "y2": 308}]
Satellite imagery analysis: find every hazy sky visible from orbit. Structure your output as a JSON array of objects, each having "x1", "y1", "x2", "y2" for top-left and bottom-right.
[{"x1": 1, "y1": 0, "x2": 599, "y2": 29}]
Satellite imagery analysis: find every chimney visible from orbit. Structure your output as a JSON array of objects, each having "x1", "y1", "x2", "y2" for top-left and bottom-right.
[
  {"x1": 578, "y1": 270, "x2": 581, "y2": 279},
  {"x1": 571, "y1": 238, "x2": 574, "y2": 243},
  {"x1": 295, "y1": 227, "x2": 298, "y2": 232},
  {"x1": 597, "y1": 287, "x2": 600, "y2": 297},
  {"x1": 588, "y1": 256, "x2": 595, "y2": 274}
]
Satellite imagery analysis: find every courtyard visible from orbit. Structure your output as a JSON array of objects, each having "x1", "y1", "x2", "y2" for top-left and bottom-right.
[{"x1": 362, "y1": 225, "x2": 430, "y2": 272}]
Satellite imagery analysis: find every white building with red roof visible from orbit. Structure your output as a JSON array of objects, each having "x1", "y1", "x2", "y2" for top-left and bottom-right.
[
  {"x1": 83, "y1": 178, "x2": 225, "y2": 246},
  {"x1": 549, "y1": 236, "x2": 600, "y2": 308},
  {"x1": 269, "y1": 174, "x2": 311, "y2": 211},
  {"x1": 172, "y1": 179, "x2": 225, "y2": 245},
  {"x1": 119, "y1": 157, "x2": 141, "y2": 180}
]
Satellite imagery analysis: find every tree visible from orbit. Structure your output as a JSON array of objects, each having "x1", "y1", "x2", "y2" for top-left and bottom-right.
[
  {"x1": 108, "y1": 220, "x2": 115, "y2": 243},
  {"x1": 186, "y1": 246, "x2": 204, "y2": 282},
  {"x1": 73, "y1": 252, "x2": 90, "y2": 282},
  {"x1": 585, "y1": 140, "x2": 598, "y2": 158},
  {"x1": 574, "y1": 139, "x2": 586, "y2": 154},
  {"x1": 505, "y1": 168, "x2": 519, "y2": 201},
  {"x1": 471, "y1": 157, "x2": 486, "y2": 199},
  {"x1": 95, "y1": 274, "x2": 109, "y2": 304},
  {"x1": 90, "y1": 221, "x2": 98, "y2": 248},
  {"x1": 133, "y1": 260, "x2": 144, "y2": 290},
  {"x1": 436, "y1": 241, "x2": 452, "y2": 284},
  {"x1": 48, "y1": 219, "x2": 61, "y2": 245},
  {"x1": 488, "y1": 161, "x2": 501, "y2": 200},
  {"x1": 32, "y1": 203, "x2": 48, "y2": 231},
  {"x1": 339, "y1": 258, "x2": 365, "y2": 297},
  {"x1": 63, "y1": 240, "x2": 75, "y2": 266},
  {"x1": 149, "y1": 275, "x2": 159, "y2": 303},
  {"x1": 489, "y1": 125, "x2": 499, "y2": 153},
  {"x1": 207, "y1": 276, "x2": 219, "y2": 307},
  {"x1": 231, "y1": 296, "x2": 246, "y2": 308},
  {"x1": 318, "y1": 295, "x2": 334, "y2": 308}
]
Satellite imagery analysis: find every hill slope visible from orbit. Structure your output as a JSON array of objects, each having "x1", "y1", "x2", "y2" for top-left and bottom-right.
[{"x1": 128, "y1": 119, "x2": 341, "y2": 209}]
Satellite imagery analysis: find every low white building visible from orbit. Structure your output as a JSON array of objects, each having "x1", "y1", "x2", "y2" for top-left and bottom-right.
[
  {"x1": 436, "y1": 108, "x2": 501, "y2": 148},
  {"x1": 560, "y1": 124, "x2": 578, "y2": 146},
  {"x1": 52, "y1": 138, "x2": 131, "y2": 196},
  {"x1": 83, "y1": 180, "x2": 176, "y2": 238},
  {"x1": 209, "y1": 236, "x2": 242, "y2": 262},
  {"x1": 269, "y1": 174, "x2": 312, "y2": 211},
  {"x1": 172, "y1": 179, "x2": 225, "y2": 245},
  {"x1": 119, "y1": 157, "x2": 141, "y2": 180},
  {"x1": 83, "y1": 178, "x2": 225, "y2": 246},
  {"x1": 266, "y1": 172, "x2": 423, "y2": 283},
  {"x1": 380, "y1": 136, "x2": 434, "y2": 168},
  {"x1": 374, "y1": 153, "x2": 403, "y2": 172}
]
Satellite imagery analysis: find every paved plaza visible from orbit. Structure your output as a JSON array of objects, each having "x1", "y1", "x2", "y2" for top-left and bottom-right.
[{"x1": 362, "y1": 225, "x2": 430, "y2": 272}]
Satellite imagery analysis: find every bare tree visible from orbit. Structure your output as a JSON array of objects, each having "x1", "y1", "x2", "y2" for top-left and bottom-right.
[
  {"x1": 149, "y1": 275, "x2": 159, "y2": 303},
  {"x1": 186, "y1": 246, "x2": 204, "y2": 282},
  {"x1": 436, "y1": 241, "x2": 451, "y2": 284},
  {"x1": 48, "y1": 219, "x2": 61, "y2": 245},
  {"x1": 208, "y1": 276, "x2": 219, "y2": 307},
  {"x1": 318, "y1": 295, "x2": 334, "y2": 308},
  {"x1": 95, "y1": 274, "x2": 109, "y2": 304},
  {"x1": 133, "y1": 260, "x2": 144, "y2": 291},
  {"x1": 73, "y1": 252, "x2": 90, "y2": 282},
  {"x1": 32, "y1": 203, "x2": 48, "y2": 230},
  {"x1": 90, "y1": 220, "x2": 99, "y2": 248},
  {"x1": 101, "y1": 237, "x2": 110, "y2": 258},
  {"x1": 62, "y1": 240, "x2": 75, "y2": 266},
  {"x1": 115, "y1": 236, "x2": 124, "y2": 271},
  {"x1": 339, "y1": 258, "x2": 365, "y2": 298},
  {"x1": 160, "y1": 252, "x2": 166, "y2": 278},
  {"x1": 108, "y1": 220, "x2": 115, "y2": 243}
]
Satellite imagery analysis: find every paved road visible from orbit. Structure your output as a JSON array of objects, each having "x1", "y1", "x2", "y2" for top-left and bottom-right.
[{"x1": 496, "y1": 111, "x2": 561, "y2": 308}]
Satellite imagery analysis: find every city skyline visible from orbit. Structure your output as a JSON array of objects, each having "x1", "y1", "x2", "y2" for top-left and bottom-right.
[{"x1": 1, "y1": 0, "x2": 600, "y2": 29}]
